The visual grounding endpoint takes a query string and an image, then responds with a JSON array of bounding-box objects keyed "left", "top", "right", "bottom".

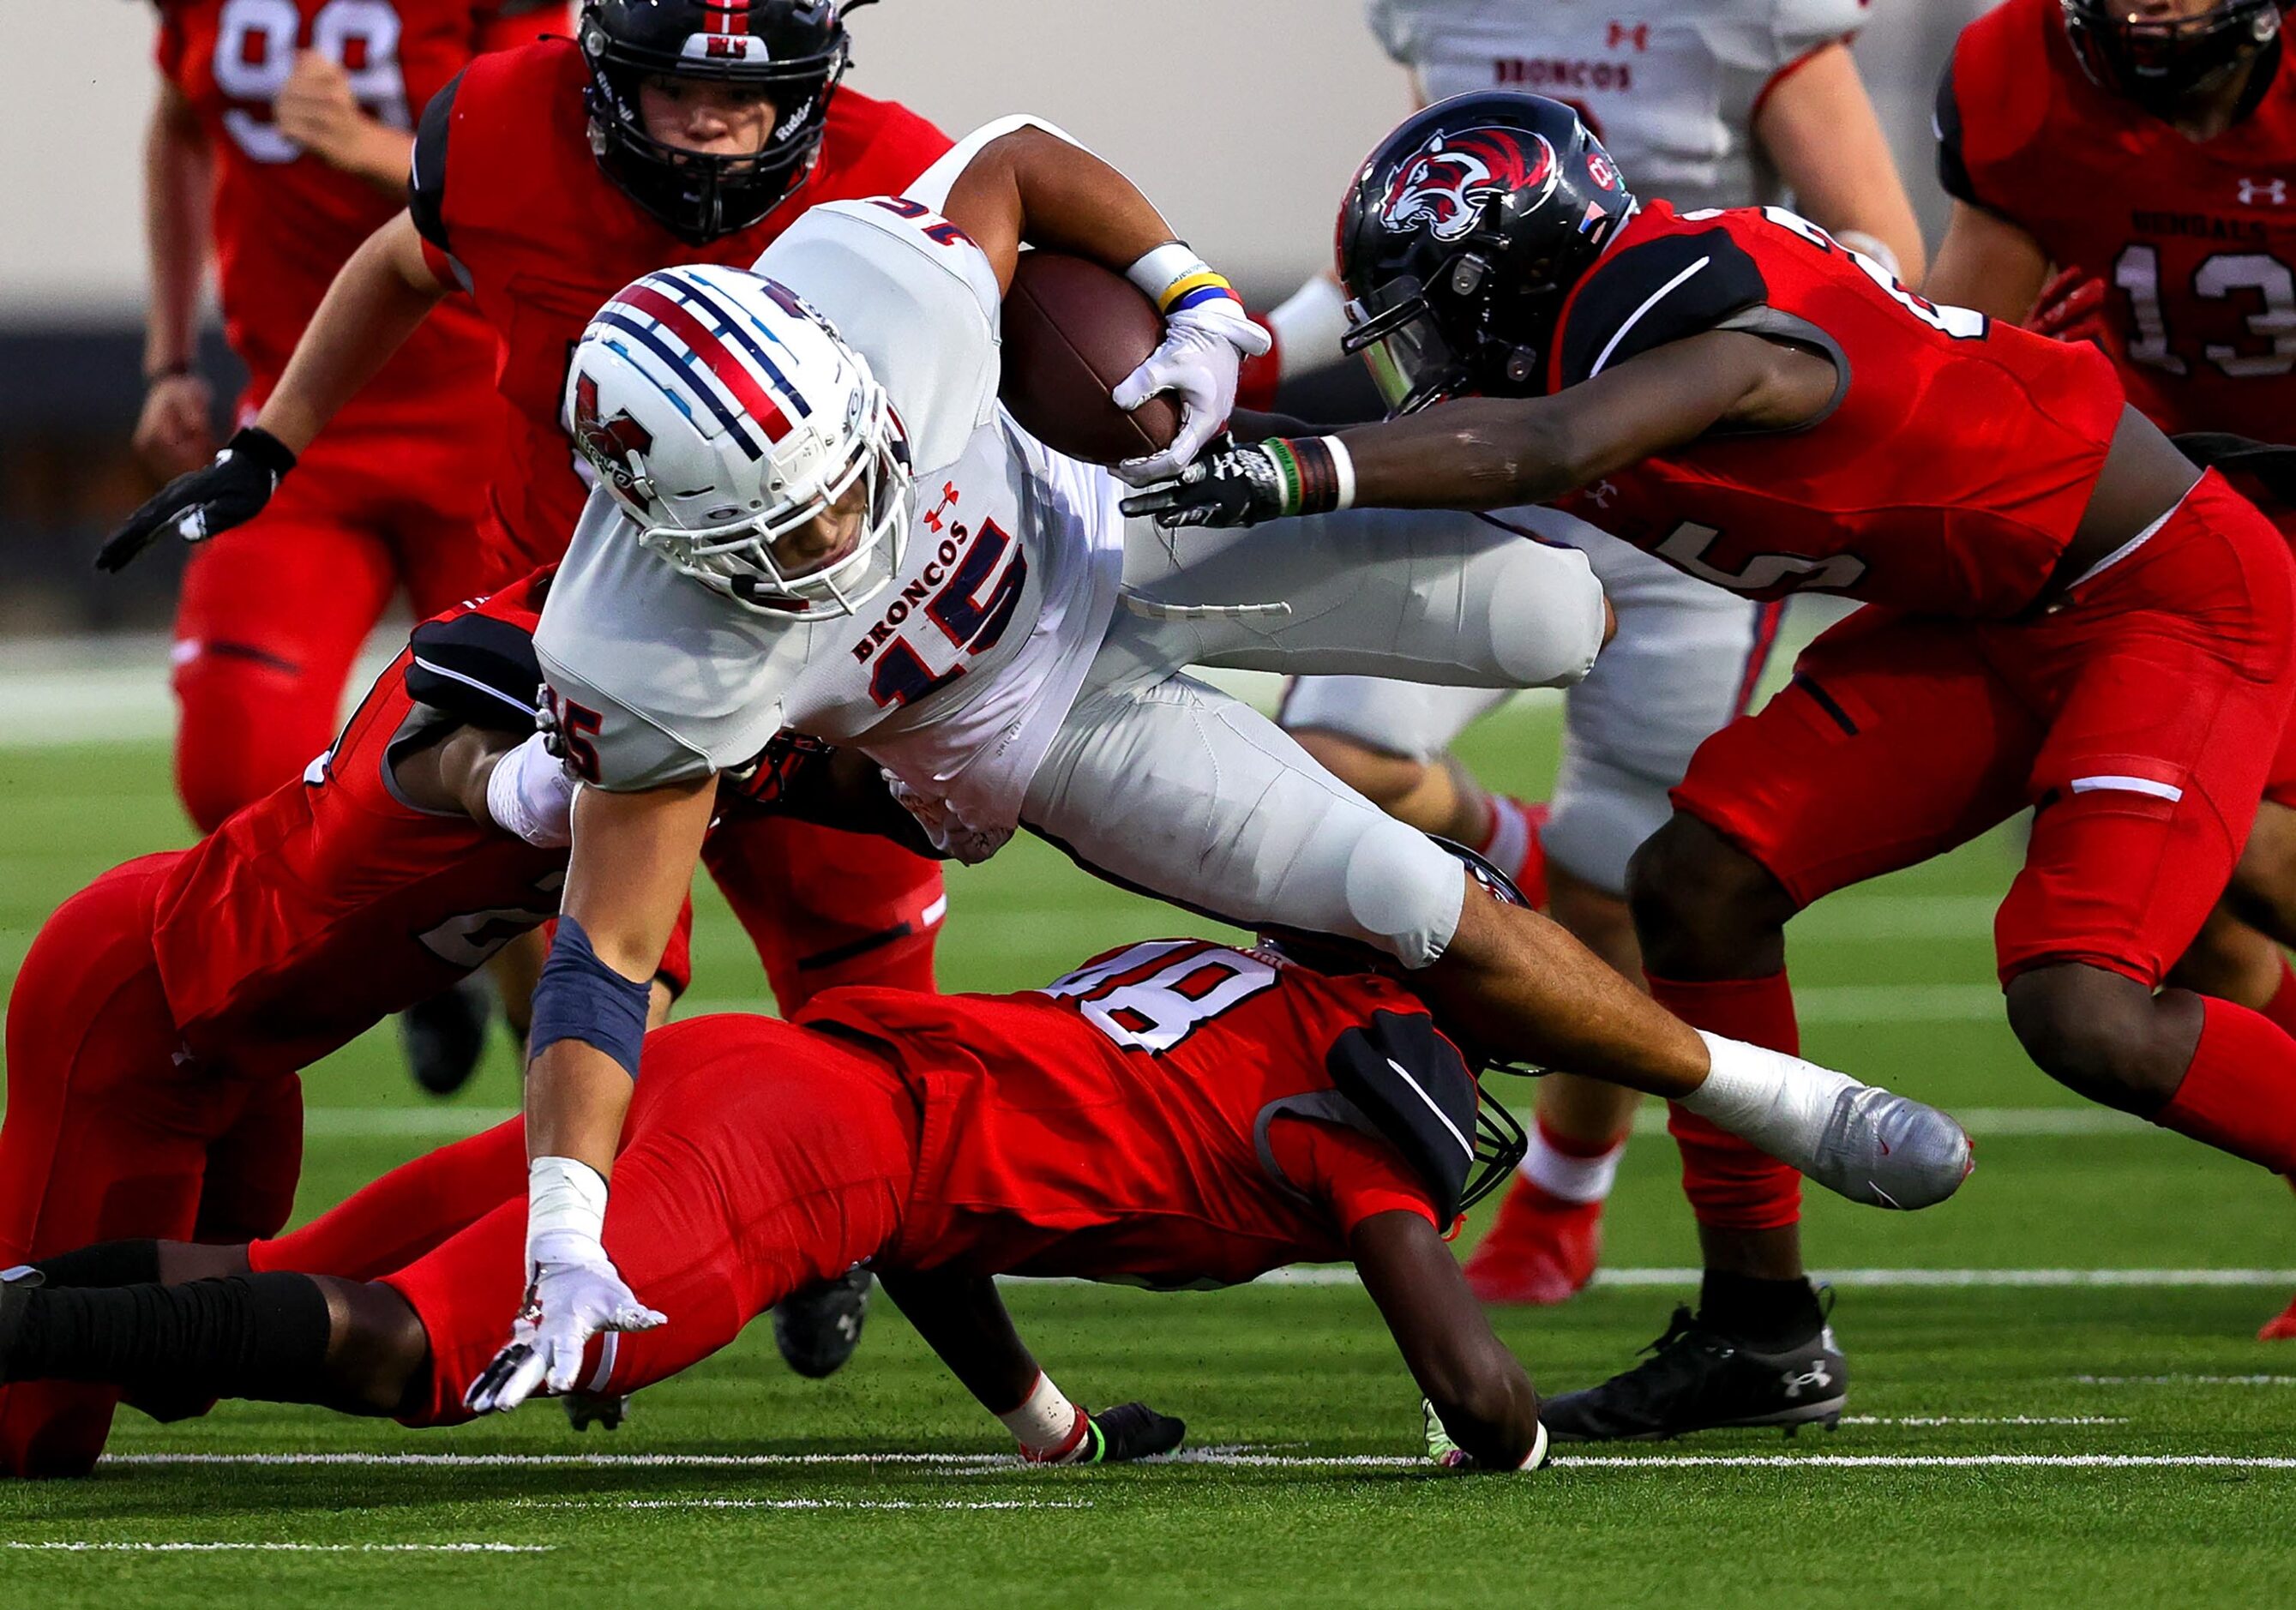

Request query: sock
[
  {"left": 32, "top": 1240, "right": 161, "bottom": 1289},
  {"left": 1698, "top": 1270, "right": 1824, "bottom": 1350},
  {"left": 2261, "top": 958, "right": 2296, "bottom": 1042},
  {"left": 1649, "top": 973, "right": 1806, "bottom": 1232},
  {"left": 1519, "top": 1118, "right": 1626, "bottom": 1204},
  {"left": 5, "top": 1274, "right": 332, "bottom": 1405},
  {"left": 251, "top": 1118, "right": 527, "bottom": 1281},
  {"left": 2155, "top": 996, "right": 2296, "bottom": 1172}
]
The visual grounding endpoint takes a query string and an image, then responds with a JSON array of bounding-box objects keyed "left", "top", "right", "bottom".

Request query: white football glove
[
  {"left": 464, "top": 1231, "right": 664, "bottom": 1415},
  {"left": 1112, "top": 303, "right": 1272, "bottom": 489}
]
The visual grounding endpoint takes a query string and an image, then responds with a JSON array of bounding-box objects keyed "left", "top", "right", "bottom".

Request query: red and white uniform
[
  {"left": 1548, "top": 198, "right": 2296, "bottom": 982},
  {"left": 1939, "top": 0, "right": 2296, "bottom": 441},
  {"left": 0, "top": 574, "right": 682, "bottom": 1476},
  {"left": 153, "top": 0, "right": 556, "bottom": 830},
  {"left": 250, "top": 942, "right": 1452, "bottom": 1425},
  {"left": 406, "top": 37, "right": 953, "bottom": 1003}
]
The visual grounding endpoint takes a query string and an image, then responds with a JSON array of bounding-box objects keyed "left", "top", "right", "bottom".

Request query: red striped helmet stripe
[{"left": 612, "top": 282, "right": 794, "bottom": 444}]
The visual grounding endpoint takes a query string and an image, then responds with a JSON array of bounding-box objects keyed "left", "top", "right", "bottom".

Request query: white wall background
[{"left": 0, "top": 0, "right": 1987, "bottom": 325}]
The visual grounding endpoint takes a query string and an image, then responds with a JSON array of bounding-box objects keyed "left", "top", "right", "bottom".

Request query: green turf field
[{"left": 4, "top": 708, "right": 2296, "bottom": 1608}]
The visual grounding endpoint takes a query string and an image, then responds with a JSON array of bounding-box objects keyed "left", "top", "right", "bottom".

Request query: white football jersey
[
  {"left": 1367, "top": 0, "right": 1866, "bottom": 213},
  {"left": 534, "top": 194, "right": 1126, "bottom": 838}
]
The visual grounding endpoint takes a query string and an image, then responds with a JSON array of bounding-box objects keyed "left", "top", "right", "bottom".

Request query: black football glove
[
  {"left": 1074, "top": 1402, "right": 1187, "bottom": 1464},
  {"left": 97, "top": 425, "right": 297, "bottom": 573},
  {"left": 1119, "top": 441, "right": 1288, "bottom": 529}
]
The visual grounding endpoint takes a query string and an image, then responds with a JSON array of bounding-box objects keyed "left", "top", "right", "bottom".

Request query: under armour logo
[
  {"left": 1607, "top": 20, "right": 1649, "bottom": 50},
  {"left": 2239, "top": 177, "right": 2288, "bottom": 206},
  {"left": 921, "top": 480, "right": 961, "bottom": 532},
  {"left": 1585, "top": 480, "right": 1619, "bottom": 508},
  {"left": 1781, "top": 1362, "right": 1834, "bottom": 1399}
]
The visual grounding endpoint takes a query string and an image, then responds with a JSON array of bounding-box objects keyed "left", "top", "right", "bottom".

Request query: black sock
[
  {"left": 32, "top": 1240, "right": 162, "bottom": 1289},
  {"left": 3, "top": 1274, "right": 332, "bottom": 1404},
  {"left": 1698, "top": 1271, "right": 1823, "bottom": 1350}
]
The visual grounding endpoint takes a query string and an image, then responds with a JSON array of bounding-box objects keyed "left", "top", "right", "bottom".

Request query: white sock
[
  {"left": 1675, "top": 1030, "right": 1857, "bottom": 1174},
  {"left": 1479, "top": 796, "right": 1533, "bottom": 881},
  {"left": 1519, "top": 1124, "right": 1624, "bottom": 1204}
]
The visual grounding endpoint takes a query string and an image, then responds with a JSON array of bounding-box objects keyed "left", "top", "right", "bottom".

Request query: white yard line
[
  {"left": 3, "top": 1541, "right": 550, "bottom": 1553},
  {"left": 1837, "top": 1416, "right": 2126, "bottom": 1427},
  {"left": 2076, "top": 1374, "right": 2296, "bottom": 1386},
  {"left": 1252, "top": 1266, "right": 2296, "bottom": 1290},
  {"left": 93, "top": 1451, "right": 2296, "bottom": 1474},
  {"left": 527, "top": 1498, "right": 1089, "bottom": 1511}
]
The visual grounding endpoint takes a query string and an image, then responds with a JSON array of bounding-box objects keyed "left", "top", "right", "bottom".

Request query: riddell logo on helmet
[
  {"left": 1378, "top": 129, "right": 1559, "bottom": 243},
  {"left": 572, "top": 375, "right": 657, "bottom": 509}
]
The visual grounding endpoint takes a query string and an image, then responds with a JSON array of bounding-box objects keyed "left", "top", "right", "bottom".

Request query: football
[{"left": 997, "top": 250, "right": 1180, "bottom": 466}]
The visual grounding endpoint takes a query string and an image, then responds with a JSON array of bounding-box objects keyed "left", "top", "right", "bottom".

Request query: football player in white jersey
[
  {"left": 1253, "top": 0, "right": 1926, "bottom": 1308},
  {"left": 474, "top": 116, "right": 1971, "bottom": 1408}
]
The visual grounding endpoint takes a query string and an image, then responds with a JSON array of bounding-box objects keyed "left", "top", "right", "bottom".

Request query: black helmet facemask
[{"left": 2062, "top": 0, "right": 2282, "bottom": 114}]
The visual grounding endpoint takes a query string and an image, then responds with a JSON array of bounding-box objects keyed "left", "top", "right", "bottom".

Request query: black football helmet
[
  {"left": 1335, "top": 92, "right": 1638, "bottom": 413},
  {"left": 579, "top": 0, "right": 858, "bottom": 242},
  {"left": 1259, "top": 837, "right": 1535, "bottom": 1214},
  {"left": 2062, "top": 0, "right": 2281, "bottom": 111}
]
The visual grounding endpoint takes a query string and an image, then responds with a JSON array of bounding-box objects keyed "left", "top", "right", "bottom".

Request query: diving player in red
[
  {"left": 0, "top": 892, "right": 1549, "bottom": 1475},
  {"left": 1128, "top": 90, "right": 2296, "bottom": 1437},
  {"left": 1922, "top": 0, "right": 2296, "bottom": 1342},
  {"left": 0, "top": 570, "right": 694, "bottom": 1478},
  {"left": 140, "top": 1, "right": 562, "bottom": 833},
  {"left": 107, "top": 0, "right": 953, "bottom": 1028}
]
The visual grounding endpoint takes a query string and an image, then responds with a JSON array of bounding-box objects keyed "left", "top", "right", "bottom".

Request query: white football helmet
[{"left": 563, "top": 263, "right": 912, "bottom": 617}]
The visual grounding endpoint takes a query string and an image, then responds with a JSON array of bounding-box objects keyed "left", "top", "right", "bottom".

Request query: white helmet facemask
[{"left": 568, "top": 264, "right": 916, "bottom": 621}]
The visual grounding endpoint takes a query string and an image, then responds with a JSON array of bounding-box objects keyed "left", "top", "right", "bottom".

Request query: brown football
[{"left": 998, "top": 250, "right": 1181, "bottom": 466}]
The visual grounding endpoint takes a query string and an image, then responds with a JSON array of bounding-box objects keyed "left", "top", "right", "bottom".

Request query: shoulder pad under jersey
[
  {"left": 405, "top": 608, "right": 544, "bottom": 736},
  {"left": 408, "top": 68, "right": 463, "bottom": 255},
  {"left": 1324, "top": 1008, "right": 1481, "bottom": 1224},
  {"left": 1557, "top": 223, "right": 1770, "bottom": 389}
]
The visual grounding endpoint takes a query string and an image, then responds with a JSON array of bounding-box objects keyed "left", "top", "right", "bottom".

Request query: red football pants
[
  {"left": 1664, "top": 472, "right": 2296, "bottom": 1228},
  {"left": 0, "top": 854, "right": 301, "bottom": 1475},
  {"left": 171, "top": 429, "right": 496, "bottom": 832},
  {"left": 378, "top": 1016, "right": 917, "bottom": 1425},
  {"left": 700, "top": 814, "right": 945, "bottom": 1009}
]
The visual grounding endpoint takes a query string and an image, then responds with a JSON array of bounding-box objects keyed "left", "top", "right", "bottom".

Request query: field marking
[
  {"left": 1838, "top": 1415, "right": 2125, "bottom": 1427},
  {"left": 527, "top": 1498, "right": 1089, "bottom": 1511},
  {"left": 3, "top": 1541, "right": 550, "bottom": 1553},
  {"left": 93, "top": 1451, "right": 2296, "bottom": 1474},
  {"left": 2076, "top": 1374, "right": 2296, "bottom": 1386},
  {"left": 1253, "top": 1266, "right": 2296, "bottom": 1290},
  {"left": 290, "top": 1102, "right": 2149, "bottom": 1143}
]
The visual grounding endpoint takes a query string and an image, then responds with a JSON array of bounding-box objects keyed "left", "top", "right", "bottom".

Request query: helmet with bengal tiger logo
[{"left": 1337, "top": 93, "right": 1636, "bottom": 412}]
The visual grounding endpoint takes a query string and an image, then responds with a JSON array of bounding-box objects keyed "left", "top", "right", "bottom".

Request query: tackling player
[
  {"left": 0, "top": 864, "right": 1628, "bottom": 1475},
  {"left": 1265, "top": 0, "right": 1930, "bottom": 1308},
  {"left": 108, "top": 1, "right": 954, "bottom": 1118},
  {"left": 1128, "top": 90, "right": 2296, "bottom": 1438},
  {"left": 1920, "top": 0, "right": 2296, "bottom": 1342},
  {"left": 454, "top": 111, "right": 1969, "bottom": 1392},
  {"left": 0, "top": 570, "right": 690, "bottom": 1478}
]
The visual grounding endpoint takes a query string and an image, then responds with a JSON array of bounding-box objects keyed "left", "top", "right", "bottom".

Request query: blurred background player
[
  {"left": 111, "top": 0, "right": 954, "bottom": 1108},
  {"left": 1250, "top": 0, "right": 1927, "bottom": 1305},
  {"left": 140, "top": 0, "right": 564, "bottom": 1091},
  {"left": 1926, "top": 0, "right": 2296, "bottom": 1341}
]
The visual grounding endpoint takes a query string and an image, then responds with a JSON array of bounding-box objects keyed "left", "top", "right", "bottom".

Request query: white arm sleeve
[{"left": 905, "top": 114, "right": 1099, "bottom": 213}]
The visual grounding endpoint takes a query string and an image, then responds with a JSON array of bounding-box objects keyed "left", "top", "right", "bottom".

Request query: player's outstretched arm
[
  {"left": 466, "top": 778, "right": 714, "bottom": 1415},
  {"left": 1754, "top": 43, "right": 1927, "bottom": 288},
  {"left": 880, "top": 1270, "right": 1185, "bottom": 1464},
  {"left": 1351, "top": 1211, "right": 1545, "bottom": 1472},
  {"left": 1923, "top": 201, "right": 2053, "bottom": 324},
  {"left": 1121, "top": 328, "right": 1832, "bottom": 528}
]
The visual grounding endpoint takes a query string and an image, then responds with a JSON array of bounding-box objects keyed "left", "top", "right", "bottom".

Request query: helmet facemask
[
  {"left": 636, "top": 379, "right": 915, "bottom": 620},
  {"left": 2062, "top": 0, "right": 2282, "bottom": 112}
]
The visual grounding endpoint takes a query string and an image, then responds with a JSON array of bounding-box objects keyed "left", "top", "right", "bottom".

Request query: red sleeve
[
  {"left": 1938, "top": 0, "right": 2054, "bottom": 219},
  {"left": 474, "top": 1, "right": 569, "bottom": 55},
  {"left": 1265, "top": 1114, "right": 1438, "bottom": 1235},
  {"left": 833, "top": 93, "right": 954, "bottom": 194}
]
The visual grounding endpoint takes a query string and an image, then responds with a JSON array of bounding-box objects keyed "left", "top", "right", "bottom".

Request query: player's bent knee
[
  {"left": 1343, "top": 818, "right": 1470, "bottom": 971},
  {"left": 318, "top": 1278, "right": 433, "bottom": 1417},
  {"left": 2004, "top": 964, "right": 2192, "bottom": 1114},
  {"left": 1625, "top": 814, "right": 1792, "bottom": 958},
  {"left": 1487, "top": 542, "right": 1608, "bottom": 689}
]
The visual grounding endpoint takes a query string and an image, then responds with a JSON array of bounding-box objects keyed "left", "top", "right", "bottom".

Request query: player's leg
[
  {"left": 1472, "top": 541, "right": 1783, "bottom": 1303},
  {"left": 247, "top": 1116, "right": 531, "bottom": 1283},
  {"left": 700, "top": 814, "right": 946, "bottom": 1008},
  {"left": 1536, "top": 610, "right": 2041, "bottom": 1442},
  {"left": 168, "top": 475, "right": 397, "bottom": 832},
  {"left": 0, "top": 856, "right": 233, "bottom": 1475}
]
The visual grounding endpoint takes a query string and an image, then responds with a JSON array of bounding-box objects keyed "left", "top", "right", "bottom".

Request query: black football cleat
[
  {"left": 772, "top": 1268, "right": 874, "bottom": 1379},
  {"left": 0, "top": 1267, "right": 41, "bottom": 1381},
  {"left": 399, "top": 974, "right": 495, "bottom": 1097},
  {"left": 565, "top": 1391, "right": 630, "bottom": 1433},
  {"left": 1541, "top": 1301, "right": 1847, "bottom": 1442}
]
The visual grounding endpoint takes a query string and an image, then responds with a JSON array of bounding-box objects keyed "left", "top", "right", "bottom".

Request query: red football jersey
[
  {"left": 153, "top": 0, "right": 556, "bottom": 430},
  {"left": 1940, "top": 0, "right": 2296, "bottom": 439},
  {"left": 147, "top": 572, "right": 568, "bottom": 1079},
  {"left": 410, "top": 39, "right": 953, "bottom": 565},
  {"left": 1548, "top": 200, "right": 2128, "bottom": 618},
  {"left": 796, "top": 940, "right": 1447, "bottom": 1289}
]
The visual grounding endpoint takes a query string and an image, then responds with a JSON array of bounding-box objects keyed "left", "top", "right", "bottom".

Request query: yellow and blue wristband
[{"left": 1127, "top": 241, "right": 1244, "bottom": 318}]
